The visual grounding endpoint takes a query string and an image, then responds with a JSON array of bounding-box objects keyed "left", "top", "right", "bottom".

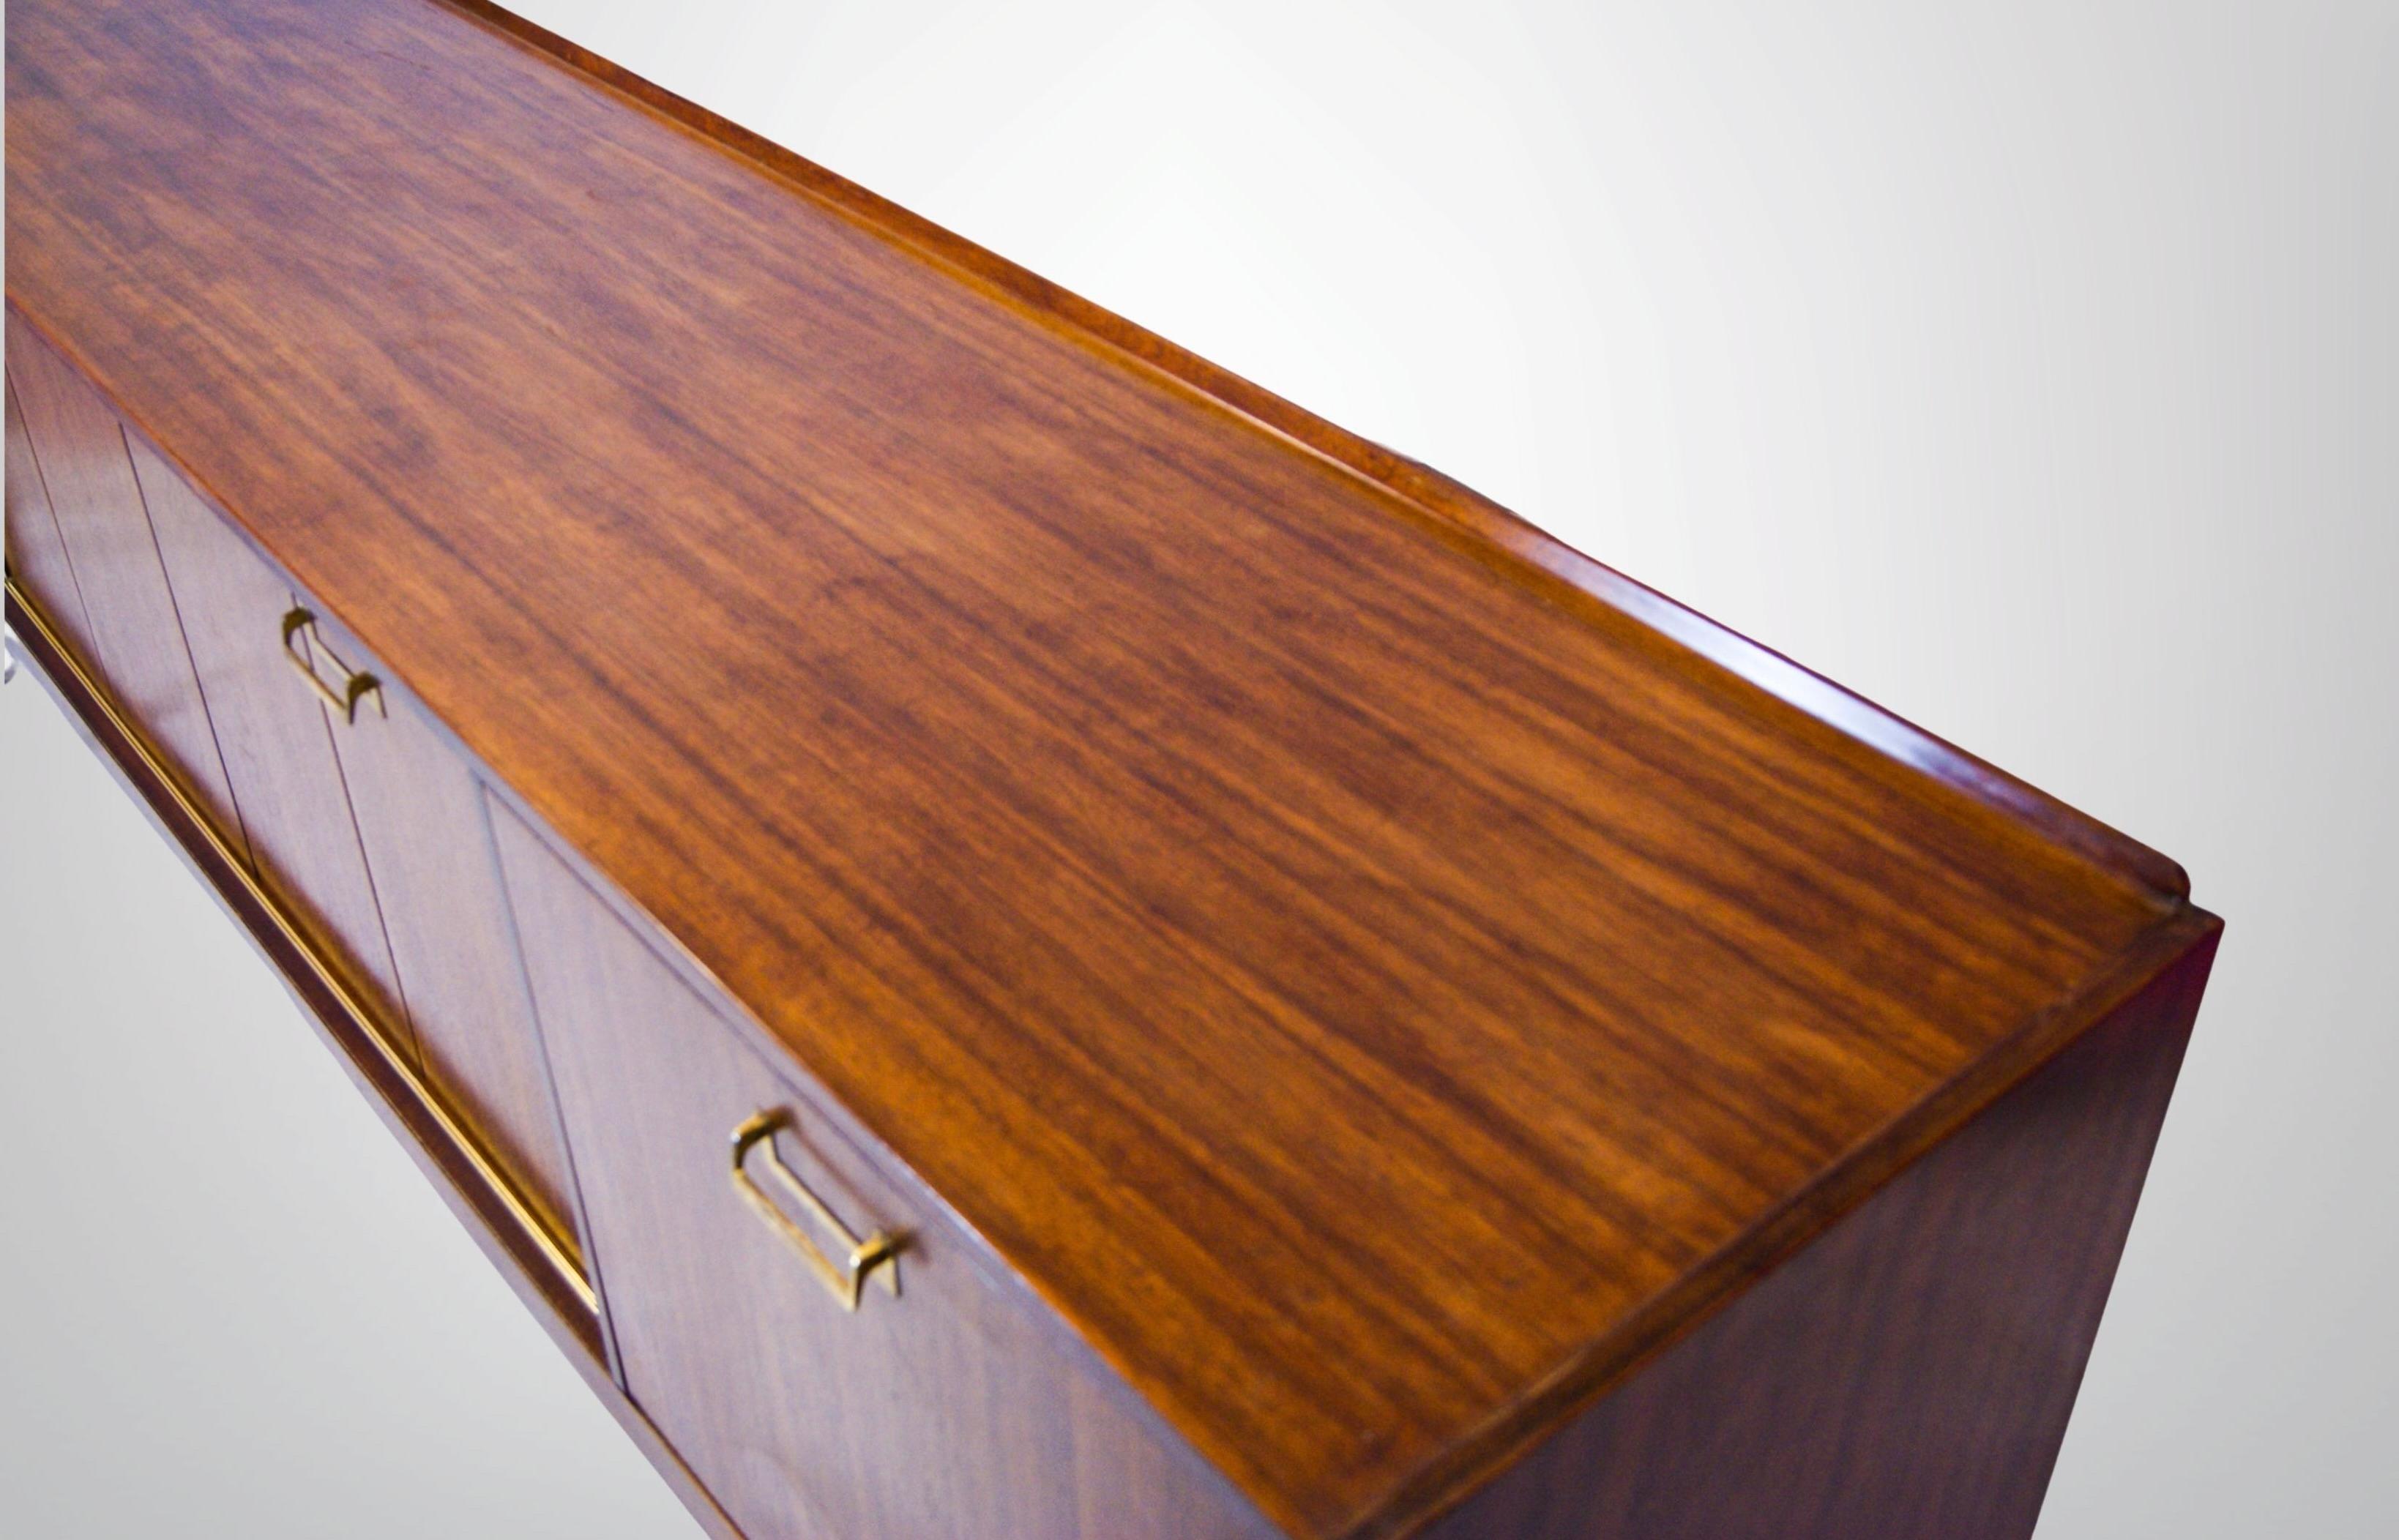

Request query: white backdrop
[{"left": 5, "top": 2, "right": 2392, "bottom": 1534}]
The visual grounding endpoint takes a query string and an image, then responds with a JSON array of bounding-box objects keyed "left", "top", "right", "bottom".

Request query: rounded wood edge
[{"left": 1335, "top": 902, "right": 2223, "bottom": 1540}]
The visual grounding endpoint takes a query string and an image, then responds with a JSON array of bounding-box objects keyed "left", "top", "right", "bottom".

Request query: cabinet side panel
[
  {"left": 5, "top": 373, "right": 98, "bottom": 661},
  {"left": 6, "top": 312, "right": 246, "bottom": 853},
  {"left": 1422, "top": 929, "right": 2217, "bottom": 1540},
  {"left": 490, "top": 802, "right": 1280, "bottom": 1540}
]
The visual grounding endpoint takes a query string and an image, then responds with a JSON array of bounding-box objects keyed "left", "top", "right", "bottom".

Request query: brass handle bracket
[
  {"left": 731, "top": 1110, "right": 900, "bottom": 1312},
  {"left": 280, "top": 605, "right": 384, "bottom": 724}
]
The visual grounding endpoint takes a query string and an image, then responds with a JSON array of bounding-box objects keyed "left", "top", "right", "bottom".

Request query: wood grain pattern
[
  {"left": 439, "top": 0, "right": 2190, "bottom": 911},
  {"left": 5, "top": 3, "right": 2217, "bottom": 1533},
  {"left": 307, "top": 599, "right": 584, "bottom": 1249},
  {"left": 130, "top": 428, "right": 415, "bottom": 1055},
  {"left": 493, "top": 800, "right": 1279, "bottom": 1540},
  {"left": 5, "top": 310, "right": 246, "bottom": 856},
  {"left": 1419, "top": 924, "right": 2216, "bottom": 1539},
  {"left": 5, "top": 373, "right": 97, "bottom": 666}
]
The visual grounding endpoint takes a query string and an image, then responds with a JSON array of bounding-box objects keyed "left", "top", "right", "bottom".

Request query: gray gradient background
[{"left": 4, "top": 1, "right": 2392, "bottom": 1534}]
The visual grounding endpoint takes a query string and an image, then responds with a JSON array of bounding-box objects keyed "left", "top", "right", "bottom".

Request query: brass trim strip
[{"left": 6, "top": 574, "right": 596, "bottom": 1312}]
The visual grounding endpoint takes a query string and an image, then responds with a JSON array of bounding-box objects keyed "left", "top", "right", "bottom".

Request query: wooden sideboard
[{"left": 4, "top": 2, "right": 2219, "bottom": 1537}]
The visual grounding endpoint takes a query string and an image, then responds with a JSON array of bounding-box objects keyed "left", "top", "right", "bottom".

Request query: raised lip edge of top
[{"left": 430, "top": 0, "right": 2191, "bottom": 914}]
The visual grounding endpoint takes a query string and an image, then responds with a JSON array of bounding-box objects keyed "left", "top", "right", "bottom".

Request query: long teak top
[{"left": 6, "top": 2, "right": 2214, "bottom": 1536}]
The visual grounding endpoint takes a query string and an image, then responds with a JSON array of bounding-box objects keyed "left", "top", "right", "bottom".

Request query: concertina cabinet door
[{"left": 7, "top": 310, "right": 589, "bottom": 1305}]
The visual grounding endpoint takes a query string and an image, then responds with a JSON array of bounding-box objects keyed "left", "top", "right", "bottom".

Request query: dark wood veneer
[
  {"left": 6, "top": 311, "right": 247, "bottom": 856},
  {"left": 495, "top": 801, "right": 1284, "bottom": 1540},
  {"left": 6, "top": 3, "right": 2220, "bottom": 1536},
  {"left": 130, "top": 423, "right": 418, "bottom": 1059},
  {"left": 5, "top": 374, "right": 98, "bottom": 670},
  {"left": 8, "top": 578, "right": 731, "bottom": 1535},
  {"left": 310, "top": 599, "right": 586, "bottom": 1250},
  {"left": 2, "top": 578, "right": 600, "bottom": 1362}
]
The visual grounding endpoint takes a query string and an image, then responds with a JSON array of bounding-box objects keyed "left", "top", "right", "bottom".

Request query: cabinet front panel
[
  {"left": 308, "top": 604, "right": 584, "bottom": 1255},
  {"left": 490, "top": 802, "right": 1275, "bottom": 1540},
  {"left": 128, "top": 433, "right": 414, "bottom": 1055},
  {"left": 5, "top": 374, "right": 97, "bottom": 665},
  {"left": 5, "top": 313, "right": 245, "bottom": 852}
]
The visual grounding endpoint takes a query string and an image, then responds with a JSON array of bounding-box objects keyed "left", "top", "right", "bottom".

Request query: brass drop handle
[
  {"left": 731, "top": 1110, "right": 900, "bottom": 1312},
  {"left": 280, "top": 606, "right": 384, "bottom": 724}
]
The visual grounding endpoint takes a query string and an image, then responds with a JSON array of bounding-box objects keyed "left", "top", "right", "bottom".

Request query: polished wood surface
[
  {"left": 6, "top": 312, "right": 246, "bottom": 856},
  {"left": 1420, "top": 928, "right": 2215, "bottom": 1539},
  {"left": 310, "top": 601, "right": 584, "bottom": 1249},
  {"left": 496, "top": 803, "right": 1280, "bottom": 1540},
  {"left": 131, "top": 428, "right": 416, "bottom": 1052},
  {"left": 6, "top": 2, "right": 2217, "bottom": 1534}
]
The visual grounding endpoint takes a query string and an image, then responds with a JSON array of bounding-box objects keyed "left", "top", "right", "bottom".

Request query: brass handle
[
  {"left": 280, "top": 606, "right": 384, "bottom": 724},
  {"left": 731, "top": 1110, "right": 900, "bottom": 1312}
]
